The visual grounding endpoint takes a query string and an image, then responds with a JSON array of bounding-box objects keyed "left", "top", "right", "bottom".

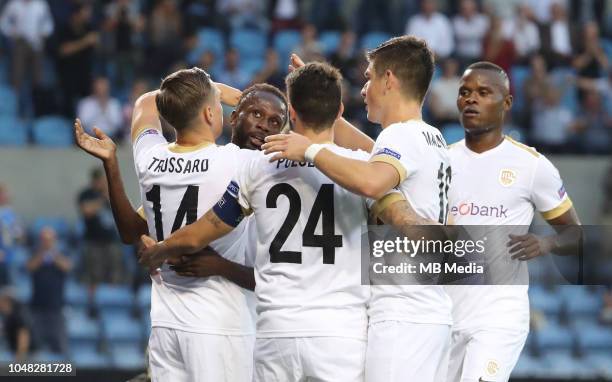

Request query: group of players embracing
[{"left": 75, "top": 35, "right": 580, "bottom": 382}]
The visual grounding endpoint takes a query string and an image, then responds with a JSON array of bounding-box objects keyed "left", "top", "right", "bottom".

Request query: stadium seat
[
  {"left": 543, "top": 350, "right": 599, "bottom": 379},
  {"left": 71, "top": 347, "right": 110, "bottom": 368},
  {"left": 187, "top": 28, "right": 225, "bottom": 65},
  {"left": 441, "top": 123, "right": 464, "bottom": 145},
  {"left": 511, "top": 353, "right": 549, "bottom": 378},
  {"left": 0, "top": 85, "right": 18, "bottom": 116},
  {"left": 31, "top": 116, "right": 73, "bottom": 147},
  {"left": 94, "top": 284, "right": 134, "bottom": 312},
  {"left": 319, "top": 31, "right": 341, "bottom": 55},
  {"left": 0, "top": 349, "right": 13, "bottom": 363},
  {"left": 529, "top": 285, "right": 563, "bottom": 316},
  {"left": 101, "top": 313, "right": 142, "bottom": 344},
  {"left": 550, "top": 68, "right": 578, "bottom": 113},
  {"left": 65, "top": 280, "right": 89, "bottom": 307},
  {"left": 576, "top": 323, "right": 612, "bottom": 352},
  {"left": 273, "top": 30, "right": 302, "bottom": 67},
  {"left": 137, "top": 284, "right": 151, "bottom": 309},
  {"left": 231, "top": 29, "right": 266, "bottom": 60},
  {"left": 31, "top": 216, "right": 71, "bottom": 241},
  {"left": 510, "top": 66, "right": 530, "bottom": 116},
  {"left": 563, "top": 288, "right": 603, "bottom": 318},
  {"left": 109, "top": 343, "right": 145, "bottom": 369},
  {"left": 14, "top": 276, "right": 31, "bottom": 303},
  {"left": 360, "top": 32, "right": 391, "bottom": 51},
  {"left": 0, "top": 115, "right": 28, "bottom": 146},
  {"left": 67, "top": 311, "right": 100, "bottom": 346},
  {"left": 584, "top": 351, "right": 612, "bottom": 379},
  {"left": 602, "top": 38, "right": 612, "bottom": 61},
  {"left": 505, "top": 126, "right": 526, "bottom": 143},
  {"left": 533, "top": 322, "right": 575, "bottom": 351}
]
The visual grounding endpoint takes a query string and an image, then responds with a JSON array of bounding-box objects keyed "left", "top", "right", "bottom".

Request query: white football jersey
[
  {"left": 230, "top": 144, "right": 371, "bottom": 339},
  {"left": 367, "top": 120, "right": 453, "bottom": 326},
  {"left": 445, "top": 137, "right": 573, "bottom": 331},
  {"left": 133, "top": 127, "right": 255, "bottom": 335}
]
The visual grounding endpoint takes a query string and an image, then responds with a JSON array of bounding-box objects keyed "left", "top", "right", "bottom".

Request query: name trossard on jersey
[
  {"left": 228, "top": 145, "right": 371, "bottom": 339},
  {"left": 133, "top": 128, "right": 254, "bottom": 336},
  {"left": 367, "top": 120, "right": 453, "bottom": 326},
  {"left": 445, "top": 137, "right": 573, "bottom": 331}
]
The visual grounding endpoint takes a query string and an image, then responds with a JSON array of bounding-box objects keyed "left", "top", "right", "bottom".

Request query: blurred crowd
[{"left": 0, "top": 0, "right": 610, "bottom": 153}]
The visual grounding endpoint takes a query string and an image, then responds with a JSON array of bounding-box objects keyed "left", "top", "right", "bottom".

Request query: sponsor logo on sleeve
[
  {"left": 227, "top": 181, "right": 240, "bottom": 198},
  {"left": 375, "top": 148, "right": 401, "bottom": 160},
  {"left": 558, "top": 184, "right": 566, "bottom": 199},
  {"left": 135, "top": 128, "right": 160, "bottom": 144}
]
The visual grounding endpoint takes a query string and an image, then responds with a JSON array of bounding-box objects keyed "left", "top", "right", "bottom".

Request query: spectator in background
[
  {"left": 406, "top": 0, "right": 454, "bottom": 59},
  {"left": 103, "top": 0, "right": 145, "bottom": 88},
  {"left": 251, "top": 49, "right": 285, "bottom": 90},
  {"left": 329, "top": 30, "right": 357, "bottom": 77},
  {"left": 524, "top": 54, "right": 553, "bottom": 126},
  {"left": 26, "top": 227, "right": 71, "bottom": 355},
  {"left": 483, "top": 14, "right": 516, "bottom": 75},
  {"left": 573, "top": 21, "right": 609, "bottom": 99},
  {"left": 217, "top": 0, "right": 267, "bottom": 30},
  {"left": 56, "top": 3, "right": 98, "bottom": 117},
  {"left": 77, "top": 77, "right": 123, "bottom": 141},
  {"left": 503, "top": 4, "right": 541, "bottom": 64},
  {"left": 0, "top": 287, "right": 34, "bottom": 360},
  {"left": 216, "top": 48, "right": 251, "bottom": 90},
  {"left": 268, "top": 0, "right": 302, "bottom": 34},
  {"left": 524, "top": 0, "right": 559, "bottom": 24},
  {"left": 530, "top": 84, "right": 575, "bottom": 153},
  {"left": 482, "top": 0, "right": 522, "bottom": 19},
  {"left": 77, "top": 168, "right": 125, "bottom": 318},
  {"left": 428, "top": 58, "right": 461, "bottom": 126},
  {"left": 0, "top": 0, "right": 54, "bottom": 112},
  {"left": 0, "top": 183, "right": 24, "bottom": 286},
  {"left": 572, "top": 89, "right": 611, "bottom": 154},
  {"left": 147, "top": 0, "right": 183, "bottom": 79},
  {"left": 196, "top": 50, "right": 217, "bottom": 75},
  {"left": 542, "top": 1, "right": 574, "bottom": 68},
  {"left": 294, "top": 23, "right": 324, "bottom": 63},
  {"left": 452, "top": 0, "right": 489, "bottom": 66}
]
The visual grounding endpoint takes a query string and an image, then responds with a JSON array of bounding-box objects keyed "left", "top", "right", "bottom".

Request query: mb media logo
[{"left": 450, "top": 203, "right": 509, "bottom": 218}]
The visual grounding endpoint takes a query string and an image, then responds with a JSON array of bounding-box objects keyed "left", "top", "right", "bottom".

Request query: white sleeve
[
  {"left": 132, "top": 127, "right": 166, "bottom": 170},
  {"left": 369, "top": 127, "right": 420, "bottom": 183},
  {"left": 231, "top": 149, "right": 260, "bottom": 213},
  {"left": 531, "top": 155, "right": 573, "bottom": 220}
]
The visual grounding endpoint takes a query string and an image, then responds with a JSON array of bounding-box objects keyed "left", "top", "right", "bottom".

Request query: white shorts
[
  {"left": 149, "top": 327, "right": 254, "bottom": 382},
  {"left": 365, "top": 321, "right": 451, "bottom": 382},
  {"left": 254, "top": 337, "right": 366, "bottom": 382},
  {"left": 446, "top": 326, "right": 528, "bottom": 382}
]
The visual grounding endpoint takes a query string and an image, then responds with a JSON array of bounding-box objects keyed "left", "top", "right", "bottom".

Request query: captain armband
[{"left": 212, "top": 181, "right": 246, "bottom": 227}]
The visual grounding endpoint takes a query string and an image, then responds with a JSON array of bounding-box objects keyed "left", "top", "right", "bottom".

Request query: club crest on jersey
[
  {"left": 485, "top": 359, "right": 500, "bottom": 377},
  {"left": 498, "top": 169, "right": 517, "bottom": 187},
  {"left": 375, "top": 148, "right": 401, "bottom": 160}
]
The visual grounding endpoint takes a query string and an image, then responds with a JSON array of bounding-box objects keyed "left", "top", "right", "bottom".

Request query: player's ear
[
  {"left": 203, "top": 104, "right": 214, "bottom": 125},
  {"left": 229, "top": 110, "right": 237, "bottom": 125},
  {"left": 288, "top": 103, "right": 298, "bottom": 123},
  {"left": 504, "top": 94, "right": 513, "bottom": 112},
  {"left": 384, "top": 69, "right": 394, "bottom": 91},
  {"left": 336, "top": 102, "right": 344, "bottom": 120}
]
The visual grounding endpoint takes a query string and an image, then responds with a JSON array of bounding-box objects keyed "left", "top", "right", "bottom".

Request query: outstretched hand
[
  {"left": 262, "top": 131, "right": 313, "bottom": 162},
  {"left": 507, "top": 233, "right": 554, "bottom": 261},
  {"left": 74, "top": 118, "right": 117, "bottom": 162}
]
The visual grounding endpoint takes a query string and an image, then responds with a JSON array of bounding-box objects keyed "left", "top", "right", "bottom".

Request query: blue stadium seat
[
  {"left": 360, "top": 32, "right": 391, "bottom": 51},
  {"left": 142, "top": 311, "right": 151, "bottom": 339},
  {"left": 505, "top": 126, "right": 526, "bottom": 143},
  {"left": 602, "top": 38, "right": 612, "bottom": 60},
  {"left": 101, "top": 313, "right": 142, "bottom": 344},
  {"left": 319, "top": 31, "right": 341, "bottom": 55},
  {"left": 71, "top": 347, "right": 110, "bottom": 368},
  {"left": 14, "top": 276, "right": 31, "bottom": 303},
  {"left": 563, "top": 288, "right": 603, "bottom": 318},
  {"left": 32, "top": 350, "right": 66, "bottom": 362},
  {"left": 65, "top": 280, "right": 89, "bottom": 307},
  {"left": 273, "top": 30, "right": 302, "bottom": 67},
  {"left": 576, "top": 323, "right": 612, "bottom": 352},
  {"left": 529, "top": 285, "right": 563, "bottom": 316},
  {"left": 0, "top": 116, "right": 27, "bottom": 146},
  {"left": 137, "top": 284, "right": 151, "bottom": 309},
  {"left": 511, "top": 353, "right": 548, "bottom": 378},
  {"left": 94, "top": 284, "right": 134, "bottom": 311},
  {"left": 543, "top": 350, "right": 598, "bottom": 379},
  {"left": 550, "top": 68, "right": 578, "bottom": 113},
  {"left": 31, "top": 116, "right": 73, "bottom": 147},
  {"left": 0, "top": 349, "right": 13, "bottom": 362},
  {"left": 231, "top": 29, "right": 266, "bottom": 60},
  {"left": 533, "top": 322, "right": 575, "bottom": 351},
  {"left": 584, "top": 351, "right": 612, "bottom": 379},
  {"left": 441, "top": 123, "right": 464, "bottom": 145},
  {"left": 187, "top": 28, "right": 225, "bottom": 65},
  {"left": 510, "top": 66, "right": 530, "bottom": 115},
  {"left": 67, "top": 311, "right": 100, "bottom": 346},
  {"left": 109, "top": 343, "right": 145, "bottom": 369},
  {"left": 0, "top": 85, "right": 18, "bottom": 116}
]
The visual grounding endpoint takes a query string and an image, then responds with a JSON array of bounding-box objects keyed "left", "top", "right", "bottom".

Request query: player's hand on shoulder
[
  {"left": 507, "top": 233, "right": 554, "bottom": 261},
  {"left": 169, "top": 247, "right": 228, "bottom": 278},
  {"left": 262, "top": 131, "right": 312, "bottom": 162},
  {"left": 74, "top": 118, "right": 117, "bottom": 162}
]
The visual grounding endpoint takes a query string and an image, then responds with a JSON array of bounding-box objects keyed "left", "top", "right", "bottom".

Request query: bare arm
[
  {"left": 333, "top": 118, "right": 375, "bottom": 152},
  {"left": 214, "top": 82, "right": 242, "bottom": 107},
  {"left": 75, "top": 119, "right": 149, "bottom": 244},
  {"left": 131, "top": 91, "right": 162, "bottom": 142},
  {"left": 263, "top": 132, "right": 399, "bottom": 199},
  {"left": 171, "top": 250, "right": 255, "bottom": 291},
  {"left": 138, "top": 209, "right": 235, "bottom": 269},
  {"left": 15, "top": 328, "right": 30, "bottom": 360}
]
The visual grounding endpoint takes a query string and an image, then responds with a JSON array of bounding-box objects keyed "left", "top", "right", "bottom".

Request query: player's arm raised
[
  {"left": 214, "top": 82, "right": 242, "bottom": 107},
  {"left": 131, "top": 90, "right": 162, "bottom": 142},
  {"left": 74, "top": 119, "right": 148, "bottom": 244},
  {"left": 263, "top": 132, "right": 398, "bottom": 200}
]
